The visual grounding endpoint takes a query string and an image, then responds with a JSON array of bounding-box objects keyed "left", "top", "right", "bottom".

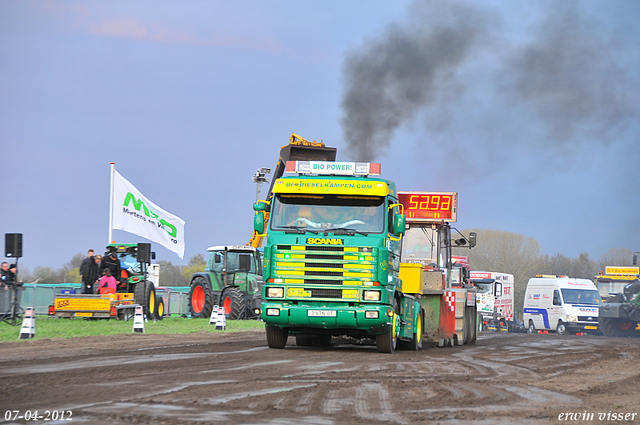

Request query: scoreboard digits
[{"left": 398, "top": 192, "right": 457, "bottom": 222}]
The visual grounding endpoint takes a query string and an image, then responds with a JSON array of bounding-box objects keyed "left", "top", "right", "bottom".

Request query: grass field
[{"left": 0, "top": 316, "right": 265, "bottom": 343}]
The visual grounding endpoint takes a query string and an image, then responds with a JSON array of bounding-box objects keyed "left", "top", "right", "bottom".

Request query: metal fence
[{"left": 0, "top": 283, "right": 191, "bottom": 317}]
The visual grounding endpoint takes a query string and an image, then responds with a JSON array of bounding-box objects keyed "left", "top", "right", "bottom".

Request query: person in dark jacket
[
  {"left": 80, "top": 249, "right": 96, "bottom": 294},
  {"left": 100, "top": 251, "right": 121, "bottom": 287}
]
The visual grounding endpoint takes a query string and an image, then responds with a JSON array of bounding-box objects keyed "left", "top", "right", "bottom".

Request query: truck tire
[
  {"left": 266, "top": 324, "right": 288, "bottom": 348},
  {"left": 221, "top": 287, "right": 247, "bottom": 320},
  {"left": 155, "top": 297, "right": 165, "bottom": 320},
  {"left": 189, "top": 277, "right": 213, "bottom": 318},
  {"left": 134, "top": 280, "right": 156, "bottom": 320},
  {"left": 399, "top": 310, "right": 423, "bottom": 351},
  {"left": 600, "top": 317, "right": 638, "bottom": 337},
  {"left": 376, "top": 298, "right": 399, "bottom": 353},
  {"left": 556, "top": 321, "right": 567, "bottom": 335}
]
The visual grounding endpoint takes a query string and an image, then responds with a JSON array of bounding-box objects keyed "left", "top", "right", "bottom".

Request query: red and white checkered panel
[{"left": 444, "top": 291, "right": 455, "bottom": 312}]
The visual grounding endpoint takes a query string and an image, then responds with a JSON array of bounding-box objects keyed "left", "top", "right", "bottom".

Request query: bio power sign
[{"left": 112, "top": 171, "right": 186, "bottom": 259}]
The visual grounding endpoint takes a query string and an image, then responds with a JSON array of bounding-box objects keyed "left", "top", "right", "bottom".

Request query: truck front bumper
[{"left": 261, "top": 302, "right": 392, "bottom": 335}]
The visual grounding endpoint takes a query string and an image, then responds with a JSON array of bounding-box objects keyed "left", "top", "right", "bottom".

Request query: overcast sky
[{"left": 1, "top": 1, "right": 639, "bottom": 272}]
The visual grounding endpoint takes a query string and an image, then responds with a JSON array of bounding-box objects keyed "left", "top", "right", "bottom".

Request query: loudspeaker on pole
[
  {"left": 5, "top": 233, "right": 23, "bottom": 258},
  {"left": 137, "top": 243, "right": 151, "bottom": 264}
]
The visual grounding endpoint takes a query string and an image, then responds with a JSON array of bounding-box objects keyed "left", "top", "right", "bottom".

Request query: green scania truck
[{"left": 254, "top": 160, "right": 424, "bottom": 353}]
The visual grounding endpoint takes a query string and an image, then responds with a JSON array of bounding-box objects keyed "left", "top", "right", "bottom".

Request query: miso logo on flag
[{"left": 112, "top": 170, "right": 185, "bottom": 259}]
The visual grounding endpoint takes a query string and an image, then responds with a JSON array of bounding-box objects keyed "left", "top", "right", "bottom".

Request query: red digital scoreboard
[{"left": 397, "top": 191, "right": 457, "bottom": 223}]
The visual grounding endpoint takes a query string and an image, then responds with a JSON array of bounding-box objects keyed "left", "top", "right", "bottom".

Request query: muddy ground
[{"left": 0, "top": 330, "right": 639, "bottom": 425}]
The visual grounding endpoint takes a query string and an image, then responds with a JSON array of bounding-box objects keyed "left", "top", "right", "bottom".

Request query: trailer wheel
[
  {"left": 406, "top": 310, "right": 423, "bottom": 350},
  {"left": 155, "top": 297, "right": 165, "bottom": 320},
  {"left": 600, "top": 317, "right": 638, "bottom": 337},
  {"left": 312, "top": 335, "right": 332, "bottom": 347},
  {"left": 376, "top": 298, "right": 399, "bottom": 353},
  {"left": 134, "top": 280, "right": 156, "bottom": 320},
  {"left": 556, "top": 321, "right": 567, "bottom": 335},
  {"left": 295, "top": 336, "right": 313, "bottom": 346},
  {"left": 189, "top": 277, "right": 214, "bottom": 318},
  {"left": 266, "top": 324, "right": 288, "bottom": 348},
  {"left": 527, "top": 320, "right": 536, "bottom": 334},
  {"left": 221, "top": 287, "right": 247, "bottom": 320}
]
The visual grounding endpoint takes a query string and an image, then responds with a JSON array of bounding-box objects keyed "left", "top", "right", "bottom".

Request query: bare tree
[
  {"left": 598, "top": 248, "right": 634, "bottom": 271},
  {"left": 454, "top": 228, "right": 543, "bottom": 317}
]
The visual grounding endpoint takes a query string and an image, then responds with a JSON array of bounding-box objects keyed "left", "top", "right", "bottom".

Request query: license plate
[
  {"left": 74, "top": 312, "right": 92, "bottom": 317},
  {"left": 585, "top": 325, "right": 597, "bottom": 330},
  {"left": 308, "top": 310, "right": 336, "bottom": 317}
]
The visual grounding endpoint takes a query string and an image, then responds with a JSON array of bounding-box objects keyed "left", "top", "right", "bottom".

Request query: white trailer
[{"left": 470, "top": 271, "right": 515, "bottom": 331}]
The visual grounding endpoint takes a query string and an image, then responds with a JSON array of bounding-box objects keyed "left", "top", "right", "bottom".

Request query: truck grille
[{"left": 273, "top": 245, "right": 377, "bottom": 288}]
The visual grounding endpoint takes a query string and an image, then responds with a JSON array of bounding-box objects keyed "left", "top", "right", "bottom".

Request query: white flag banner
[{"left": 112, "top": 170, "right": 186, "bottom": 259}]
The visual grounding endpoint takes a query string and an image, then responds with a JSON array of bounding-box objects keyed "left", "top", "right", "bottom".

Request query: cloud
[{"left": 85, "top": 18, "right": 282, "bottom": 53}]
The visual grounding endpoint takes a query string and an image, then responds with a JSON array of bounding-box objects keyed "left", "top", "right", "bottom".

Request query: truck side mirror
[
  {"left": 393, "top": 213, "right": 406, "bottom": 237},
  {"left": 634, "top": 253, "right": 638, "bottom": 266},
  {"left": 469, "top": 232, "right": 477, "bottom": 248},
  {"left": 495, "top": 282, "right": 503, "bottom": 297},
  {"left": 253, "top": 202, "right": 266, "bottom": 212},
  {"left": 254, "top": 212, "right": 265, "bottom": 234}
]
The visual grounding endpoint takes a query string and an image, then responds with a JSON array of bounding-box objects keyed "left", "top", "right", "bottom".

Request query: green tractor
[
  {"left": 104, "top": 243, "right": 163, "bottom": 320},
  {"left": 188, "top": 245, "right": 263, "bottom": 320}
]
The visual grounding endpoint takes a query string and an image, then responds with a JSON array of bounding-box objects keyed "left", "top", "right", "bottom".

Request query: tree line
[{"left": 453, "top": 228, "right": 635, "bottom": 318}]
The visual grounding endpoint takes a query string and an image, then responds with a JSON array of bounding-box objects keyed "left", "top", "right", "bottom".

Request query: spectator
[
  {"left": 0, "top": 262, "right": 10, "bottom": 291},
  {"left": 97, "top": 268, "right": 117, "bottom": 294},
  {"left": 80, "top": 249, "right": 96, "bottom": 295},
  {"left": 100, "top": 251, "right": 121, "bottom": 284}
]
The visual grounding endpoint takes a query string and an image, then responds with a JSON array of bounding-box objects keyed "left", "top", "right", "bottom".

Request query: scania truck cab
[{"left": 257, "top": 160, "right": 420, "bottom": 353}]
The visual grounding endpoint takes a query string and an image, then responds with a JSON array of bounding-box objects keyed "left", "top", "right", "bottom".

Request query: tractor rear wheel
[
  {"left": 266, "top": 324, "right": 288, "bottom": 348},
  {"left": 600, "top": 317, "right": 638, "bottom": 337},
  {"left": 221, "top": 287, "right": 247, "bottom": 320},
  {"left": 189, "top": 277, "right": 213, "bottom": 318},
  {"left": 134, "top": 280, "right": 156, "bottom": 320}
]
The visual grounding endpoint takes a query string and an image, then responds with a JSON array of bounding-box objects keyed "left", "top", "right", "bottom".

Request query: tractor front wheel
[
  {"left": 600, "top": 317, "right": 638, "bottom": 337},
  {"left": 221, "top": 287, "right": 247, "bottom": 320},
  {"left": 189, "top": 277, "right": 214, "bottom": 318}
]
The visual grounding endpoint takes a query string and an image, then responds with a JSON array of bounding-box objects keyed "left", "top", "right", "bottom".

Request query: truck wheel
[
  {"left": 405, "top": 311, "right": 423, "bottom": 350},
  {"left": 134, "top": 280, "right": 156, "bottom": 320},
  {"left": 376, "top": 298, "right": 399, "bottom": 353},
  {"left": 477, "top": 314, "right": 484, "bottom": 332},
  {"left": 600, "top": 317, "right": 638, "bottom": 337},
  {"left": 155, "top": 297, "right": 165, "bottom": 320},
  {"left": 527, "top": 320, "right": 536, "bottom": 334},
  {"left": 556, "top": 321, "right": 567, "bottom": 335},
  {"left": 221, "top": 287, "right": 247, "bottom": 320},
  {"left": 266, "top": 324, "right": 288, "bottom": 348},
  {"left": 296, "top": 336, "right": 313, "bottom": 346},
  {"left": 189, "top": 277, "right": 213, "bottom": 318}
]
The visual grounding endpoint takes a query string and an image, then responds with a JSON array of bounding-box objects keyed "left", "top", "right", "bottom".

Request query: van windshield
[{"left": 560, "top": 289, "right": 602, "bottom": 305}]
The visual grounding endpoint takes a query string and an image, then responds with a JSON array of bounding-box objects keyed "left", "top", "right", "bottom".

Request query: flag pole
[{"left": 109, "top": 162, "right": 115, "bottom": 244}]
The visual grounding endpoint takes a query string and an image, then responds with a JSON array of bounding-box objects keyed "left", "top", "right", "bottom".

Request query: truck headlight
[
  {"left": 266, "top": 308, "right": 280, "bottom": 316},
  {"left": 267, "top": 287, "right": 284, "bottom": 298},
  {"left": 363, "top": 290, "right": 381, "bottom": 301},
  {"left": 365, "top": 310, "right": 379, "bottom": 319},
  {"left": 566, "top": 315, "right": 577, "bottom": 322}
]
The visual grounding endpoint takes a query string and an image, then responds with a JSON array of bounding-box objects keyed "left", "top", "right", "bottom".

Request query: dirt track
[{"left": 1, "top": 330, "right": 639, "bottom": 424}]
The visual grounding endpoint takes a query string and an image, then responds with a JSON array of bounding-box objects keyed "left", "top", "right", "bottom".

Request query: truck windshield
[
  {"left": 270, "top": 194, "right": 385, "bottom": 233},
  {"left": 560, "top": 289, "right": 602, "bottom": 305},
  {"left": 474, "top": 282, "right": 494, "bottom": 294}
]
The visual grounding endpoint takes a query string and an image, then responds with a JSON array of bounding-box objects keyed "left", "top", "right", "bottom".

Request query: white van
[{"left": 523, "top": 276, "right": 601, "bottom": 335}]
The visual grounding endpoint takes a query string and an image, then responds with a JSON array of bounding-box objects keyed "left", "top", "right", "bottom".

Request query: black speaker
[
  {"left": 137, "top": 243, "right": 151, "bottom": 264},
  {"left": 5, "top": 233, "right": 23, "bottom": 258}
]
